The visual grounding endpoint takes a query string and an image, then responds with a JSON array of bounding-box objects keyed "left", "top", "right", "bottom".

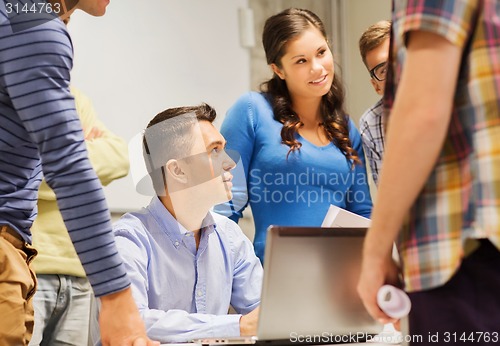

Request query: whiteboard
[{"left": 69, "top": 0, "right": 251, "bottom": 212}]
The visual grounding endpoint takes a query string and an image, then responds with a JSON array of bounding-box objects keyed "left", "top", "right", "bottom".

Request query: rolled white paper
[{"left": 377, "top": 285, "right": 411, "bottom": 319}]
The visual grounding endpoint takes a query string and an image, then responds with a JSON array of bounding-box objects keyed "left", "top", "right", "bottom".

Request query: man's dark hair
[{"left": 142, "top": 103, "right": 216, "bottom": 196}]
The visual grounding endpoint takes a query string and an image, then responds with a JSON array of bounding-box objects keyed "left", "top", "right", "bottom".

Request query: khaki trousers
[{"left": 0, "top": 225, "right": 37, "bottom": 346}]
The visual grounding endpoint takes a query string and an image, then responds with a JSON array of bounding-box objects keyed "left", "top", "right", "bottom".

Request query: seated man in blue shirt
[{"left": 109, "top": 104, "right": 262, "bottom": 343}]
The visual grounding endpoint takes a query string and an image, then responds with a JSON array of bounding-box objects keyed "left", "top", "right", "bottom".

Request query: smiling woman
[
  {"left": 262, "top": 8, "right": 357, "bottom": 159},
  {"left": 213, "top": 7, "right": 373, "bottom": 263}
]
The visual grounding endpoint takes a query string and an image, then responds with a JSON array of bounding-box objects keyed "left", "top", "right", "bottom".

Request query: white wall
[{"left": 69, "top": 0, "right": 251, "bottom": 212}]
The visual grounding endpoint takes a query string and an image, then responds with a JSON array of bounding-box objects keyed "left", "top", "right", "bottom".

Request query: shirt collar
[{"left": 146, "top": 197, "right": 216, "bottom": 246}]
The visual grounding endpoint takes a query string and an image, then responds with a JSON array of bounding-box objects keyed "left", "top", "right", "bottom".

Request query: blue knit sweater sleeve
[{"left": 214, "top": 92, "right": 258, "bottom": 222}]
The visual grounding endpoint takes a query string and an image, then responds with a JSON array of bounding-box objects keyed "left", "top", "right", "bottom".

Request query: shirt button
[
  {"left": 174, "top": 241, "right": 180, "bottom": 247},
  {"left": 197, "top": 290, "right": 203, "bottom": 297}
]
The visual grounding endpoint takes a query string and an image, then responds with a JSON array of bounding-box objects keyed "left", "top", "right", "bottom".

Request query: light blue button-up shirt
[{"left": 112, "top": 197, "right": 263, "bottom": 343}]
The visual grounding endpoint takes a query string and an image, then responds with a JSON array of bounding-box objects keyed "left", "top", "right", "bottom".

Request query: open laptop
[{"left": 196, "top": 226, "right": 381, "bottom": 345}]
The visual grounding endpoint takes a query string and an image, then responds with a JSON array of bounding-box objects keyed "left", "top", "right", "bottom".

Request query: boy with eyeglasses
[{"left": 358, "top": 20, "right": 391, "bottom": 185}]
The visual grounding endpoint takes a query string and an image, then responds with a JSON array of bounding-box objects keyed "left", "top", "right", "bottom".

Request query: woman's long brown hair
[{"left": 261, "top": 8, "right": 360, "bottom": 165}]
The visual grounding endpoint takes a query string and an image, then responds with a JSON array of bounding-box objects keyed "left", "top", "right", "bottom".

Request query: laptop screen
[{"left": 257, "top": 226, "right": 381, "bottom": 341}]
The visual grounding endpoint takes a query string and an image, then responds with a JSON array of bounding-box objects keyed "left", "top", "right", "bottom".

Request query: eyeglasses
[{"left": 369, "top": 61, "right": 388, "bottom": 82}]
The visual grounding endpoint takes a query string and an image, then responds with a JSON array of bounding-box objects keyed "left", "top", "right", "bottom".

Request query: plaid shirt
[
  {"left": 386, "top": 0, "right": 500, "bottom": 291},
  {"left": 359, "top": 99, "right": 385, "bottom": 185}
]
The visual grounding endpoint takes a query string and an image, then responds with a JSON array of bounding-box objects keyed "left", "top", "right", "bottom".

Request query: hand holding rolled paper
[{"left": 377, "top": 285, "right": 411, "bottom": 319}]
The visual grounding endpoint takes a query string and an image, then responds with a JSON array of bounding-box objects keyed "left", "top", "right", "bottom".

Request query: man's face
[
  {"left": 365, "top": 38, "right": 390, "bottom": 96},
  {"left": 75, "top": 0, "right": 110, "bottom": 16},
  {"left": 174, "top": 120, "right": 236, "bottom": 203}
]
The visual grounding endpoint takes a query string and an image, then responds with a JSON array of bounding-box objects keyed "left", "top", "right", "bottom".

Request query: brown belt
[{"left": 0, "top": 224, "right": 26, "bottom": 249}]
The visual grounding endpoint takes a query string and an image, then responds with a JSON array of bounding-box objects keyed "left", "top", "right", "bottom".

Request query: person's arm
[
  {"left": 345, "top": 119, "right": 373, "bottom": 218},
  {"left": 5, "top": 22, "right": 125, "bottom": 297},
  {"left": 145, "top": 310, "right": 241, "bottom": 343},
  {"left": 213, "top": 92, "right": 258, "bottom": 222},
  {"left": 71, "top": 86, "right": 129, "bottom": 186},
  {"left": 3, "top": 24, "right": 155, "bottom": 346},
  {"left": 239, "top": 307, "right": 260, "bottom": 337},
  {"left": 224, "top": 218, "right": 263, "bottom": 335},
  {"left": 114, "top": 230, "right": 243, "bottom": 343},
  {"left": 37, "top": 87, "right": 129, "bottom": 201},
  {"left": 357, "top": 30, "right": 462, "bottom": 323}
]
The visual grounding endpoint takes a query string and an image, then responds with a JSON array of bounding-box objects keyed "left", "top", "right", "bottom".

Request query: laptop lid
[{"left": 257, "top": 226, "right": 381, "bottom": 341}]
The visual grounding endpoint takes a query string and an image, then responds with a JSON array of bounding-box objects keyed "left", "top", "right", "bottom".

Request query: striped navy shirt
[{"left": 0, "top": 2, "right": 129, "bottom": 297}]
